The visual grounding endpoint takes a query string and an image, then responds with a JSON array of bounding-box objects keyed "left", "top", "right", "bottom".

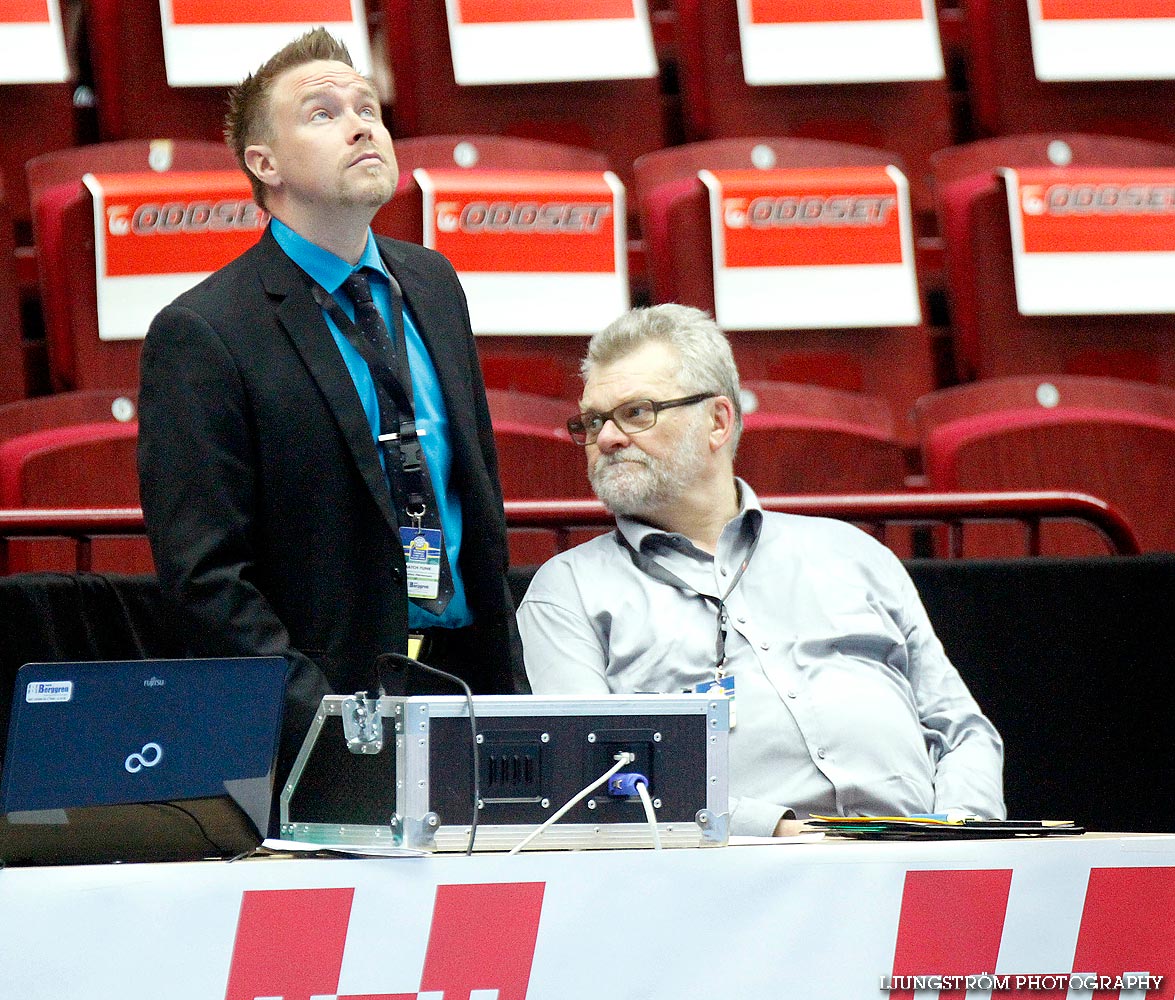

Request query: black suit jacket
[{"left": 138, "top": 227, "right": 523, "bottom": 783}]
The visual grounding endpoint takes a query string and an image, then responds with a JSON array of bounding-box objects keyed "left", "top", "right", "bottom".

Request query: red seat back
[
  {"left": 962, "top": 0, "right": 1175, "bottom": 144},
  {"left": 915, "top": 375, "right": 1175, "bottom": 554},
  {"left": 0, "top": 185, "right": 24, "bottom": 404},
  {"left": 931, "top": 134, "right": 1175, "bottom": 385},
  {"left": 86, "top": 0, "right": 228, "bottom": 143},
  {"left": 378, "top": 0, "right": 666, "bottom": 204},
  {"left": 634, "top": 138, "right": 937, "bottom": 444},
  {"left": 374, "top": 137, "right": 614, "bottom": 399},
  {"left": 0, "top": 82, "right": 77, "bottom": 236},
  {"left": 738, "top": 380, "right": 909, "bottom": 495},
  {"left": 486, "top": 388, "right": 592, "bottom": 565},
  {"left": 27, "top": 140, "right": 237, "bottom": 391},
  {"left": 0, "top": 390, "right": 150, "bottom": 572},
  {"left": 670, "top": 0, "right": 953, "bottom": 230}
]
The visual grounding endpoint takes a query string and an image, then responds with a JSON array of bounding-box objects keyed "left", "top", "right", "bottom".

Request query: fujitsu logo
[
  {"left": 887, "top": 868, "right": 1174, "bottom": 999},
  {"left": 223, "top": 882, "right": 545, "bottom": 1000}
]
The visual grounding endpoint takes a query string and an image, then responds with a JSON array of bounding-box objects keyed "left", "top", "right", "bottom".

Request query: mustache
[
  {"left": 349, "top": 146, "right": 384, "bottom": 165},
  {"left": 592, "top": 448, "right": 650, "bottom": 473}
]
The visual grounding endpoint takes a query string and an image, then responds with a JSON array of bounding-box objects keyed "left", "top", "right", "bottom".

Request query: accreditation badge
[{"left": 401, "top": 527, "right": 443, "bottom": 601}]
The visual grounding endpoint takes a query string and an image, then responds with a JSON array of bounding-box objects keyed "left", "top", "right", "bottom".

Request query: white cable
[
  {"left": 635, "top": 781, "right": 662, "bottom": 850},
  {"left": 508, "top": 751, "right": 635, "bottom": 855}
]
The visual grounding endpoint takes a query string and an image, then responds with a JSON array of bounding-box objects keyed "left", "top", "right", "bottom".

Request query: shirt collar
[
  {"left": 269, "top": 218, "right": 390, "bottom": 294},
  {"left": 614, "top": 477, "right": 763, "bottom": 555}
]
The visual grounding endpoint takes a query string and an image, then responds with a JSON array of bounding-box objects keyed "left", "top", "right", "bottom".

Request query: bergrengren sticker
[{"left": 26, "top": 680, "right": 73, "bottom": 703}]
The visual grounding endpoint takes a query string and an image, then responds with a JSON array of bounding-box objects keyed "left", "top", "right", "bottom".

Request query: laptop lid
[{"left": 0, "top": 657, "right": 286, "bottom": 853}]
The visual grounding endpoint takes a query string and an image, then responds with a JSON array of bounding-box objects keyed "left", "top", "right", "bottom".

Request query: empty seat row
[
  {"left": 8, "top": 132, "right": 1175, "bottom": 447},
  {"left": 2, "top": 376, "right": 1171, "bottom": 573},
  {"left": 7, "top": 0, "right": 1175, "bottom": 234},
  {"left": 0, "top": 390, "right": 149, "bottom": 573},
  {"left": 481, "top": 376, "right": 1175, "bottom": 558}
]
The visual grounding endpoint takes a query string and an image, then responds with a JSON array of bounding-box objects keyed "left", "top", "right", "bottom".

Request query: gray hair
[{"left": 582, "top": 304, "right": 742, "bottom": 451}]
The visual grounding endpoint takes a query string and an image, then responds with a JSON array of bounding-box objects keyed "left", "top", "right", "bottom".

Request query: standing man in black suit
[{"left": 137, "top": 28, "right": 524, "bottom": 788}]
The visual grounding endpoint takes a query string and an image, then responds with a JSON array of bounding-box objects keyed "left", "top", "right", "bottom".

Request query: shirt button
[
  {"left": 817, "top": 747, "right": 827, "bottom": 760},
  {"left": 737, "top": 616, "right": 747, "bottom": 624},
  {"left": 787, "top": 690, "right": 797, "bottom": 699},
  {"left": 720, "top": 567, "right": 728, "bottom": 577},
  {"left": 760, "top": 641, "right": 770, "bottom": 650}
]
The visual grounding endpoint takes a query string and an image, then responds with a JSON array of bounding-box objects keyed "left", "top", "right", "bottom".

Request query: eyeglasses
[{"left": 566, "top": 392, "right": 717, "bottom": 446}]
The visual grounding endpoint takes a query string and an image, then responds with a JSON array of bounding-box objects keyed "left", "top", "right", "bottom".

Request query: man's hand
[{"left": 773, "top": 817, "right": 810, "bottom": 837}]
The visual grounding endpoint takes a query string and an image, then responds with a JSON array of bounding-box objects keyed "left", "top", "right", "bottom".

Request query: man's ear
[
  {"left": 708, "top": 395, "right": 737, "bottom": 452},
  {"left": 244, "top": 144, "right": 279, "bottom": 191}
]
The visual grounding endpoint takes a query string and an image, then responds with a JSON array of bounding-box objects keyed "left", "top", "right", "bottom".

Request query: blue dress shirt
[{"left": 271, "top": 219, "right": 472, "bottom": 629}]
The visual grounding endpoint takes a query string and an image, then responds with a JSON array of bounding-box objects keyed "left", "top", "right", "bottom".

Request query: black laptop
[{"left": 0, "top": 656, "right": 286, "bottom": 865}]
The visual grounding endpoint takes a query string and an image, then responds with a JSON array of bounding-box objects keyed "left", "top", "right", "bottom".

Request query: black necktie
[{"left": 342, "top": 269, "right": 454, "bottom": 615}]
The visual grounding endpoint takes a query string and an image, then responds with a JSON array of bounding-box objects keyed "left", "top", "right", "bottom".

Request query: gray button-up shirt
[{"left": 517, "top": 480, "right": 1005, "bottom": 836}]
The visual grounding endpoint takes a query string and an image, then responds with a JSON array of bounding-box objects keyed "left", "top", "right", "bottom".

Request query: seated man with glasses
[{"left": 517, "top": 304, "right": 1005, "bottom": 836}]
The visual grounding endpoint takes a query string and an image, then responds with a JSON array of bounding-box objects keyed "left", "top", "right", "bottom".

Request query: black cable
[{"left": 146, "top": 800, "right": 225, "bottom": 856}]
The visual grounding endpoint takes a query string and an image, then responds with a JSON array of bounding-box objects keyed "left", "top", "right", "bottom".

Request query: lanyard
[
  {"left": 619, "top": 514, "right": 762, "bottom": 677},
  {"left": 310, "top": 276, "right": 430, "bottom": 525}
]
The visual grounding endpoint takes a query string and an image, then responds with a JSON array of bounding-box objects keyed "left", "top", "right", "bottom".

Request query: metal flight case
[{"left": 281, "top": 693, "right": 730, "bottom": 852}]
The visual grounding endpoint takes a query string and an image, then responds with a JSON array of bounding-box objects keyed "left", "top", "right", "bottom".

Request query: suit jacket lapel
[{"left": 257, "top": 229, "right": 400, "bottom": 532}]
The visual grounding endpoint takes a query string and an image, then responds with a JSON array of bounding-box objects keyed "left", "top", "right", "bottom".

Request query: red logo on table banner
[
  {"left": 889, "top": 869, "right": 1013, "bottom": 998},
  {"left": 422, "top": 170, "right": 618, "bottom": 274},
  {"left": 168, "top": 0, "right": 352, "bottom": 23},
  {"left": 454, "top": 0, "right": 635, "bottom": 22},
  {"left": 2, "top": 0, "right": 51, "bottom": 22},
  {"left": 709, "top": 166, "right": 904, "bottom": 268},
  {"left": 224, "top": 882, "right": 547, "bottom": 1000},
  {"left": 749, "top": 0, "right": 925, "bottom": 23},
  {"left": 90, "top": 171, "right": 266, "bottom": 278},
  {"left": 889, "top": 868, "right": 1175, "bottom": 999},
  {"left": 1010, "top": 168, "right": 1175, "bottom": 255},
  {"left": 1038, "top": 0, "right": 1175, "bottom": 18}
]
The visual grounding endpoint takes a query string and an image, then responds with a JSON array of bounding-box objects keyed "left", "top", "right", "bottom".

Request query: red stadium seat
[
  {"left": 670, "top": 0, "right": 954, "bottom": 231},
  {"left": 633, "top": 138, "right": 937, "bottom": 444},
  {"left": 26, "top": 140, "right": 237, "bottom": 391},
  {"left": 0, "top": 83, "right": 78, "bottom": 238},
  {"left": 0, "top": 186, "right": 25, "bottom": 404},
  {"left": 961, "top": 0, "right": 1175, "bottom": 144},
  {"left": 0, "top": 390, "right": 150, "bottom": 572},
  {"left": 738, "top": 380, "right": 910, "bottom": 494},
  {"left": 0, "top": 421, "right": 138, "bottom": 507},
  {"left": 0, "top": 2, "right": 80, "bottom": 235},
  {"left": 485, "top": 388, "right": 592, "bottom": 564},
  {"left": 378, "top": 0, "right": 667, "bottom": 202},
  {"left": 930, "top": 134, "right": 1175, "bottom": 385},
  {"left": 85, "top": 0, "right": 228, "bottom": 143},
  {"left": 0, "top": 388, "right": 138, "bottom": 439},
  {"left": 915, "top": 375, "right": 1175, "bottom": 554},
  {"left": 485, "top": 389, "right": 589, "bottom": 501},
  {"left": 373, "top": 136, "right": 615, "bottom": 399},
  {"left": 374, "top": 135, "right": 612, "bottom": 244}
]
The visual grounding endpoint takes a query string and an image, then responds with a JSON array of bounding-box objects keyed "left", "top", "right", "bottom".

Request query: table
[{"left": 2, "top": 834, "right": 1174, "bottom": 999}]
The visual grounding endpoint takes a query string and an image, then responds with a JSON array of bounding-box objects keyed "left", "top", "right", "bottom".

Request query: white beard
[{"left": 589, "top": 417, "right": 708, "bottom": 518}]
